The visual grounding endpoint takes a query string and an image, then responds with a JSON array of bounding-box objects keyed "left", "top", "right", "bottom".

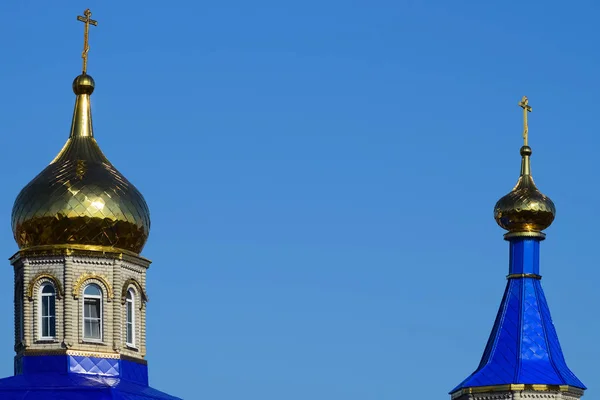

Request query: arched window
[
  {"left": 40, "top": 283, "right": 56, "bottom": 339},
  {"left": 125, "top": 288, "right": 135, "bottom": 346},
  {"left": 83, "top": 284, "right": 102, "bottom": 341}
]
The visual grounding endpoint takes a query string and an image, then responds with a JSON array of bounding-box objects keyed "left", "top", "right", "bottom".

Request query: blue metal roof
[
  {"left": 0, "top": 373, "right": 180, "bottom": 400},
  {"left": 0, "top": 354, "right": 181, "bottom": 399},
  {"left": 451, "top": 238, "right": 585, "bottom": 393}
]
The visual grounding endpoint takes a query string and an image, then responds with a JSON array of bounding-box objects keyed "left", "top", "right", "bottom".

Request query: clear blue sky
[{"left": 0, "top": 1, "right": 599, "bottom": 399}]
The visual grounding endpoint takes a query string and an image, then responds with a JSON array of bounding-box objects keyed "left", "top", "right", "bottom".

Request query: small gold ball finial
[
  {"left": 493, "top": 96, "right": 555, "bottom": 238},
  {"left": 72, "top": 74, "right": 95, "bottom": 95}
]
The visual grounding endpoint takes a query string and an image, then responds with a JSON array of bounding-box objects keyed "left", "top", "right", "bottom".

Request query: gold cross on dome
[
  {"left": 518, "top": 96, "right": 532, "bottom": 146},
  {"left": 77, "top": 9, "right": 98, "bottom": 74}
]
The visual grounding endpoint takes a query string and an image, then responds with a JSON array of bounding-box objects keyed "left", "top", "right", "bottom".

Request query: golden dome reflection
[
  {"left": 494, "top": 146, "right": 555, "bottom": 234},
  {"left": 11, "top": 74, "right": 150, "bottom": 254}
]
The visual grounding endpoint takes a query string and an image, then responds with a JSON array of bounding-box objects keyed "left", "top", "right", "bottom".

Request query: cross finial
[
  {"left": 77, "top": 9, "right": 98, "bottom": 75},
  {"left": 518, "top": 96, "right": 532, "bottom": 147}
]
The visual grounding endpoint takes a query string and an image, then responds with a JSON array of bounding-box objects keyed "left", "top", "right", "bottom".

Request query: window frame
[
  {"left": 38, "top": 282, "right": 57, "bottom": 340},
  {"left": 125, "top": 288, "right": 136, "bottom": 347},
  {"left": 82, "top": 283, "right": 103, "bottom": 342}
]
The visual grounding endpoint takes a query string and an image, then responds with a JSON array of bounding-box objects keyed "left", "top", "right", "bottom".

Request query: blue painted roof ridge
[
  {"left": 535, "top": 282, "right": 584, "bottom": 387},
  {"left": 477, "top": 283, "right": 510, "bottom": 370},
  {"left": 515, "top": 274, "right": 524, "bottom": 384},
  {"left": 535, "top": 281, "right": 565, "bottom": 384}
]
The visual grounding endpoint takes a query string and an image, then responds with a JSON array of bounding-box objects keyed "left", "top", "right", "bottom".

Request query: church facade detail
[
  {"left": 12, "top": 250, "right": 150, "bottom": 362},
  {"left": 0, "top": 9, "right": 180, "bottom": 399}
]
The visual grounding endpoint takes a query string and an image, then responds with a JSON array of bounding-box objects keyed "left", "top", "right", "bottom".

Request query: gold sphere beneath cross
[{"left": 73, "top": 74, "right": 95, "bottom": 95}]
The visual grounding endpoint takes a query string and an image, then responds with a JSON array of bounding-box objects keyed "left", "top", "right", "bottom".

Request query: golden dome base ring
[{"left": 503, "top": 231, "right": 546, "bottom": 241}]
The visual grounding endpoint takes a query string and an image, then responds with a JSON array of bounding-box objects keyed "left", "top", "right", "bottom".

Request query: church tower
[
  {"left": 450, "top": 97, "right": 585, "bottom": 400},
  {"left": 0, "top": 10, "right": 180, "bottom": 399}
]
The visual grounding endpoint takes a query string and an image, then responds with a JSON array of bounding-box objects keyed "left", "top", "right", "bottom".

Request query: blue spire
[
  {"left": 450, "top": 237, "right": 585, "bottom": 393},
  {"left": 451, "top": 97, "right": 585, "bottom": 395}
]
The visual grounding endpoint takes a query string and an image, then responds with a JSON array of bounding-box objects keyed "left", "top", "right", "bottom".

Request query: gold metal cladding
[
  {"left": 72, "top": 273, "right": 113, "bottom": 300},
  {"left": 494, "top": 96, "right": 555, "bottom": 235},
  {"left": 10, "top": 10, "right": 149, "bottom": 254},
  {"left": 121, "top": 278, "right": 149, "bottom": 305},
  {"left": 451, "top": 384, "right": 577, "bottom": 398},
  {"left": 76, "top": 9, "right": 98, "bottom": 74},
  {"left": 27, "top": 273, "right": 65, "bottom": 300},
  {"left": 11, "top": 73, "right": 151, "bottom": 254},
  {"left": 506, "top": 273, "right": 542, "bottom": 280},
  {"left": 68, "top": 75, "right": 95, "bottom": 134},
  {"left": 494, "top": 173, "right": 556, "bottom": 233}
]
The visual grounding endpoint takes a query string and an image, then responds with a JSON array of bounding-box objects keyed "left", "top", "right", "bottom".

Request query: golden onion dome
[
  {"left": 494, "top": 146, "right": 555, "bottom": 234},
  {"left": 11, "top": 74, "right": 150, "bottom": 254},
  {"left": 493, "top": 97, "right": 555, "bottom": 237}
]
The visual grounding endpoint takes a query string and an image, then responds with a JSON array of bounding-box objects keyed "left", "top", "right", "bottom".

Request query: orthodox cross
[
  {"left": 77, "top": 9, "right": 98, "bottom": 74},
  {"left": 518, "top": 96, "right": 532, "bottom": 146}
]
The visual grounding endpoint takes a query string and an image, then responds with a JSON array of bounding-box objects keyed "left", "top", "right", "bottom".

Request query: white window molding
[
  {"left": 125, "top": 288, "right": 136, "bottom": 348},
  {"left": 39, "top": 283, "right": 56, "bottom": 340},
  {"left": 82, "top": 283, "right": 103, "bottom": 342}
]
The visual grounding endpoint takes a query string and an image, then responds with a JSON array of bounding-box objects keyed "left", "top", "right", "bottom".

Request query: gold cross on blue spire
[
  {"left": 519, "top": 96, "right": 532, "bottom": 146},
  {"left": 77, "top": 9, "right": 98, "bottom": 74}
]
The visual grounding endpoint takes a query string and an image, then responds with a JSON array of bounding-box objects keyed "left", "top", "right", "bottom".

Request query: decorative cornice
[
  {"left": 122, "top": 254, "right": 152, "bottom": 269},
  {"left": 451, "top": 384, "right": 583, "bottom": 399},
  {"left": 70, "top": 256, "right": 115, "bottom": 266},
  {"left": 10, "top": 244, "right": 151, "bottom": 264},
  {"left": 119, "top": 260, "right": 148, "bottom": 273},
  {"left": 22, "top": 257, "right": 65, "bottom": 265},
  {"left": 121, "top": 278, "right": 148, "bottom": 305},
  {"left": 72, "top": 272, "right": 114, "bottom": 300},
  {"left": 18, "top": 349, "right": 68, "bottom": 357},
  {"left": 66, "top": 350, "right": 121, "bottom": 359},
  {"left": 19, "top": 349, "right": 147, "bottom": 363},
  {"left": 26, "top": 272, "right": 65, "bottom": 300}
]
